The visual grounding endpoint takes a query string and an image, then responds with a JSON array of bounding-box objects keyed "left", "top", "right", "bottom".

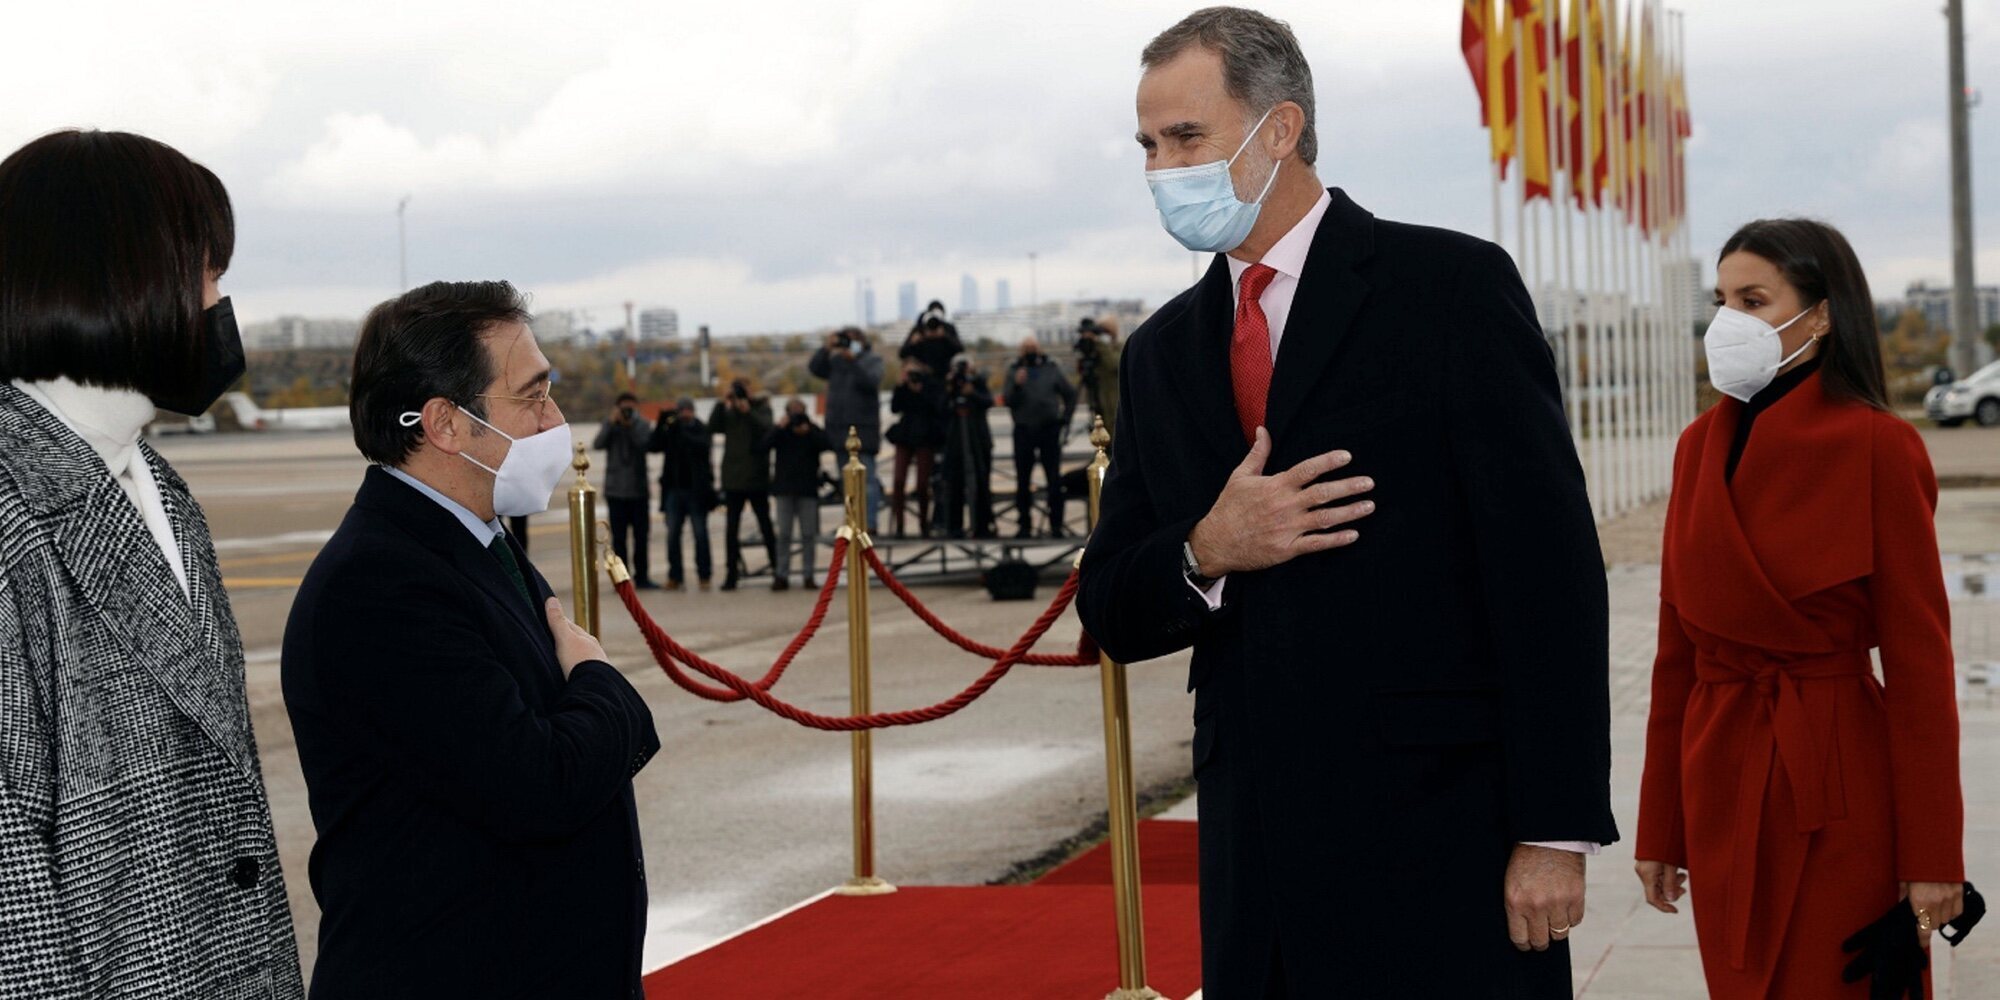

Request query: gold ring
[{"left": 1551, "top": 924, "right": 1571, "bottom": 935}]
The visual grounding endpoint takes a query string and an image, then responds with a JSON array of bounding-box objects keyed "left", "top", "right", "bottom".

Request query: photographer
[
  {"left": 900, "top": 310, "right": 963, "bottom": 377},
  {"left": 592, "top": 391, "right": 657, "bottom": 588},
  {"left": 1004, "top": 336, "right": 1076, "bottom": 537},
  {"left": 807, "top": 326, "right": 884, "bottom": 532},
  {"left": 646, "top": 397, "right": 715, "bottom": 590},
  {"left": 940, "top": 355, "right": 996, "bottom": 538},
  {"left": 762, "top": 398, "right": 834, "bottom": 590},
  {"left": 708, "top": 378, "right": 777, "bottom": 591},
  {"left": 1073, "top": 316, "right": 1121, "bottom": 428},
  {"left": 886, "top": 358, "right": 946, "bottom": 537}
]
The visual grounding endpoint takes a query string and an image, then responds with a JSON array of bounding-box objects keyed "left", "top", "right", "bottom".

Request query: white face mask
[
  {"left": 399, "top": 405, "right": 574, "bottom": 517},
  {"left": 1703, "top": 305, "right": 1819, "bottom": 403},
  {"left": 1144, "top": 106, "right": 1282, "bottom": 253}
]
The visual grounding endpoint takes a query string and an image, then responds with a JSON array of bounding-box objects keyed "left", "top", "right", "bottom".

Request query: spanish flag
[
  {"left": 1466, "top": 0, "right": 1518, "bottom": 176},
  {"left": 1589, "top": 0, "right": 1613, "bottom": 207},
  {"left": 1636, "top": 0, "right": 1655, "bottom": 236},
  {"left": 1620, "top": 1, "right": 1638, "bottom": 227},
  {"left": 1564, "top": 0, "right": 1586, "bottom": 207},
  {"left": 1514, "top": 0, "right": 1554, "bottom": 202}
]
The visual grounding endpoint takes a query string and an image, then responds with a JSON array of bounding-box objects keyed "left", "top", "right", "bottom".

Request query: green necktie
[{"left": 487, "top": 533, "right": 535, "bottom": 610}]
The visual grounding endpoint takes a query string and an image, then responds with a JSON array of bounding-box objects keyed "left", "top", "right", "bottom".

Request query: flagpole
[
  {"left": 1516, "top": 13, "right": 1531, "bottom": 285},
  {"left": 1553, "top": 2, "right": 1578, "bottom": 451},
  {"left": 1584, "top": 0, "right": 1605, "bottom": 521},
  {"left": 1542, "top": 2, "right": 1557, "bottom": 339},
  {"left": 1652, "top": 0, "right": 1670, "bottom": 497},
  {"left": 1616, "top": 0, "right": 1636, "bottom": 517},
  {"left": 1640, "top": 1, "right": 1657, "bottom": 502},
  {"left": 1676, "top": 8, "right": 1693, "bottom": 438}
]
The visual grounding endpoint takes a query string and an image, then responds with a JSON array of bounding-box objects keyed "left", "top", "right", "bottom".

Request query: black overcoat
[{"left": 1077, "top": 189, "right": 1618, "bottom": 998}]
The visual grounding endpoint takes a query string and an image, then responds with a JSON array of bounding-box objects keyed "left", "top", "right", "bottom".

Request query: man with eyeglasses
[{"left": 282, "top": 280, "right": 660, "bottom": 999}]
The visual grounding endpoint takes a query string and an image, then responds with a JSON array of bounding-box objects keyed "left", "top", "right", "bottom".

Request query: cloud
[
  {"left": 1866, "top": 119, "right": 1949, "bottom": 191},
  {"left": 8, "top": 0, "right": 2000, "bottom": 339}
]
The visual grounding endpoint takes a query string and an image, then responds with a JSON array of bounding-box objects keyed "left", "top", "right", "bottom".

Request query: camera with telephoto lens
[
  {"left": 833, "top": 331, "right": 854, "bottom": 352},
  {"left": 730, "top": 381, "right": 749, "bottom": 401}
]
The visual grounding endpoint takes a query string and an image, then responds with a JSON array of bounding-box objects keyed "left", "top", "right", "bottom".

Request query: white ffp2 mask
[
  {"left": 399, "top": 406, "right": 574, "bottom": 516},
  {"left": 1703, "top": 305, "right": 1818, "bottom": 403}
]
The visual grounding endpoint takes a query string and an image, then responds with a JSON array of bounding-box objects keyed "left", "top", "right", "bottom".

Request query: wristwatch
[{"left": 1182, "top": 540, "right": 1218, "bottom": 589}]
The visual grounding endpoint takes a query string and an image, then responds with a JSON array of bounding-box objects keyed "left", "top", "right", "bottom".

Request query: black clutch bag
[{"left": 1841, "top": 882, "right": 1985, "bottom": 1000}]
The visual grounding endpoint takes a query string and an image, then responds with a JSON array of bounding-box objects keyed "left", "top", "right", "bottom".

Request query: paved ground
[{"left": 151, "top": 419, "right": 1999, "bottom": 994}]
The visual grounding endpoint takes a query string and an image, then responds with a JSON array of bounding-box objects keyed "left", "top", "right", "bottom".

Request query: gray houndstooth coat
[{"left": 0, "top": 384, "right": 304, "bottom": 998}]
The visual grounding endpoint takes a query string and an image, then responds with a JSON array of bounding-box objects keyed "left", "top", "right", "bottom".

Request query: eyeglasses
[{"left": 476, "top": 386, "right": 557, "bottom": 420}]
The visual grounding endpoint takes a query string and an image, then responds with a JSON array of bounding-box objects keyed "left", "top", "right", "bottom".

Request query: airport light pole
[{"left": 1946, "top": 0, "right": 1981, "bottom": 374}]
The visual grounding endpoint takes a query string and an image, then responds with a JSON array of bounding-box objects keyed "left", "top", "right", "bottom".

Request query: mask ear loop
[
  {"left": 1768, "top": 311, "right": 1825, "bottom": 373},
  {"left": 1229, "top": 106, "right": 1284, "bottom": 206},
  {"left": 402, "top": 405, "right": 505, "bottom": 476}
]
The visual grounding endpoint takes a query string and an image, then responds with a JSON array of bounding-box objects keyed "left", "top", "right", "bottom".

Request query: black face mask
[{"left": 152, "top": 297, "right": 247, "bottom": 416}]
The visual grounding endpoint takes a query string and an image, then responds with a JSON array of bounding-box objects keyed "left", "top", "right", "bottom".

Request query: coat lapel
[
  {"left": 0, "top": 386, "right": 255, "bottom": 778},
  {"left": 1262, "top": 189, "right": 1376, "bottom": 444},
  {"left": 357, "top": 468, "right": 564, "bottom": 687},
  {"left": 1163, "top": 254, "right": 1250, "bottom": 467},
  {"left": 1667, "top": 376, "right": 1872, "bottom": 652}
]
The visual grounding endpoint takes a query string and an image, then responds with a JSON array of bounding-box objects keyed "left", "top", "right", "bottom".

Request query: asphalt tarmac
[
  {"left": 156, "top": 421, "right": 1199, "bottom": 977},
  {"left": 152, "top": 420, "right": 2000, "bottom": 986}
]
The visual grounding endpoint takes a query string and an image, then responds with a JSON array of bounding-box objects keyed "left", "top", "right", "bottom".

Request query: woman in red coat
[{"left": 1634, "top": 219, "right": 1965, "bottom": 998}]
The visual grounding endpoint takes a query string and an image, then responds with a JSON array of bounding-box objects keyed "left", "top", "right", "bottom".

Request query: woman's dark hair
[
  {"left": 0, "top": 130, "right": 234, "bottom": 397},
  {"left": 1718, "top": 219, "right": 1889, "bottom": 410},
  {"left": 349, "top": 280, "right": 531, "bottom": 467}
]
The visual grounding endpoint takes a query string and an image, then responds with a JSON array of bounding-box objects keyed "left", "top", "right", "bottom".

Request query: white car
[{"left": 1926, "top": 359, "right": 2000, "bottom": 427}]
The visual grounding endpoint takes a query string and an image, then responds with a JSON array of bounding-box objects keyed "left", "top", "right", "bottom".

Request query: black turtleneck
[{"left": 1726, "top": 355, "right": 1822, "bottom": 482}]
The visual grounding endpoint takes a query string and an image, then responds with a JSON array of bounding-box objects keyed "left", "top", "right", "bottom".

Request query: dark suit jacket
[
  {"left": 282, "top": 467, "right": 660, "bottom": 1000},
  {"left": 1077, "top": 190, "right": 1617, "bottom": 998}
]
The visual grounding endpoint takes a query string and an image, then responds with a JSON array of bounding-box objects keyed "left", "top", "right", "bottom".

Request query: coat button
[{"left": 232, "top": 858, "right": 260, "bottom": 889}]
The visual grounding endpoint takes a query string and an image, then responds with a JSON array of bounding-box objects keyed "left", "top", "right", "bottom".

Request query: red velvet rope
[
  {"left": 611, "top": 565, "right": 1086, "bottom": 731},
  {"left": 861, "top": 547, "right": 1099, "bottom": 666},
  {"left": 628, "top": 537, "right": 850, "bottom": 702}
]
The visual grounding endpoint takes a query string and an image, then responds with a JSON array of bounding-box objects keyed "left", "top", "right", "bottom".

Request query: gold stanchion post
[
  {"left": 1086, "top": 416, "right": 1160, "bottom": 1000},
  {"left": 836, "top": 427, "right": 895, "bottom": 897},
  {"left": 567, "top": 442, "right": 600, "bottom": 635}
]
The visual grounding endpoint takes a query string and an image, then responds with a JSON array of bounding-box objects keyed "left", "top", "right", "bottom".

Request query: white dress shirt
[
  {"left": 382, "top": 465, "right": 508, "bottom": 547},
  {"left": 14, "top": 377, "right": 190, "bottom": 598},
  {"left": 1187, "top": 189, "right": 1333, "bottom": 611},
  {"left": 1174, "top": 194, "right": 1598, "bottom": 856}
]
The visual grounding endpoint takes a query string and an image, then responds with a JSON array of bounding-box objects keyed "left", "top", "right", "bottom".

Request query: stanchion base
[
  {"left": 834, "top": 876, "right": 898, "bottom": 897},
  {"left": 1102, "top": 988, "right": 1162, "bottom": 1000}
]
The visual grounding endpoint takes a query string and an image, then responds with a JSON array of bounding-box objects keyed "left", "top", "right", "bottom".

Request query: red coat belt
[{"left": 1694, "top": 648, "right": 1871, "bottom": 969}]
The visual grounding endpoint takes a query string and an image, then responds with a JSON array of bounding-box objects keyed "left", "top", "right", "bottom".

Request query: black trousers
[
  {"left": 1012, "top": 423, "right": 1063, "bottom": 533},
  {"left": 605, "top": 495, "right": 651, "bottom": 584},
  {"left": 723, "top": 490, "right": 778, "bottom": 580}
]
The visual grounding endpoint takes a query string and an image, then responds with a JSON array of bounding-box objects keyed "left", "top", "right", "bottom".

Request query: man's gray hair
[{"left": 1141, "top": 7, "right": 1318, "bottom": 165}]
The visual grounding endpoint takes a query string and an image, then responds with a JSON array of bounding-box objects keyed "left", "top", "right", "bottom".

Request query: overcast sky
[{"left": 6, "top": 1, "right": 1996, "bottom": 333}]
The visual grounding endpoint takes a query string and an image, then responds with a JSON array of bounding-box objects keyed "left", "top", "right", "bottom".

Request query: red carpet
[
  {"left": 644, "top": 819, "right": 1203, "bottom": 998},
  {"left": 1037, "top": 819, "right": 1200, "bottom": 886}
]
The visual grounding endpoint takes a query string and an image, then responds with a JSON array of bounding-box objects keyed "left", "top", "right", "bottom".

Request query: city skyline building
[
  {"left": 1902, "top": 280, "right": 2000, "bottom": 336},
  {"left": 638, "top": 307, "right": 680, "bottom": 342}
]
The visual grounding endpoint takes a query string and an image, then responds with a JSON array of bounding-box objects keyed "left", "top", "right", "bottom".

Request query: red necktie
[{"left": 1231, "top": 263, "right": 1279, "bottom": 444}]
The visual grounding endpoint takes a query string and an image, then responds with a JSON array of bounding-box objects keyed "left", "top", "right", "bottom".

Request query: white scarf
[{"left": 12, "top": 377, "right": 190, "bottom": 598}]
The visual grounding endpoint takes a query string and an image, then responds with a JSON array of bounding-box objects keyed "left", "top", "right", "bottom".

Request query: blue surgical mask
[{"left": 1145, "top": 107, "right": 1282, "bottom": 253}]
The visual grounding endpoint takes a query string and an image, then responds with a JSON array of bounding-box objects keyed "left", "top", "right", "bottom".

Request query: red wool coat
[{"left": 1636, "top": 374, "right": 1964, "bottom": 999}]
